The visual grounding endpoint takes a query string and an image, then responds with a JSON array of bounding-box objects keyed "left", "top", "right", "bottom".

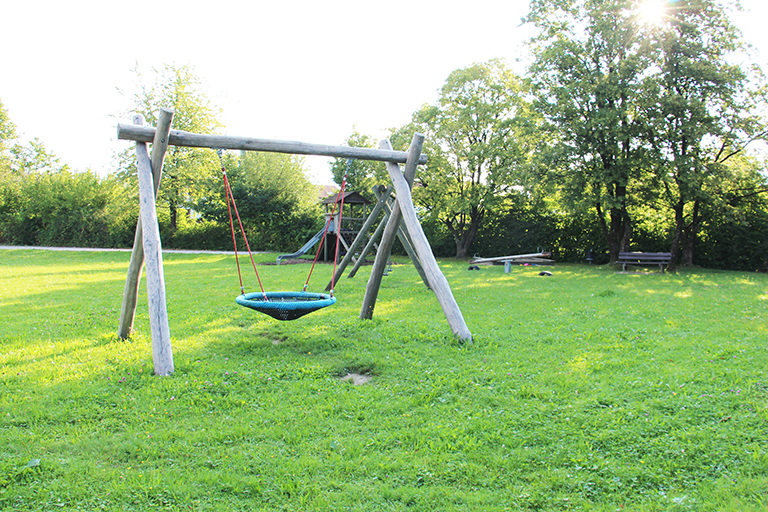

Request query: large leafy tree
[
  {"left": 395, "top": 59, "right": 535, "bottom": 258},
  {"left": 640, "top": 0, "right": 767, "bottom": 268},
  {"left": 526, "top": 0, "right": 657, "bottom": 263},
  {"left": 526, "top": 0, "right": 767, "bottom": 266},
  {"left": 120, "top": 64, "right": 223, "bottom": 231}
]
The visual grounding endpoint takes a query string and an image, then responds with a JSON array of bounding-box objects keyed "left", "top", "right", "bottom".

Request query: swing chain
[
  {"left": 217, "top": 148, "right": 267, "bottom": 300},
  {"left": 216, "top": 148, "right": 226, "bottom": 174}
]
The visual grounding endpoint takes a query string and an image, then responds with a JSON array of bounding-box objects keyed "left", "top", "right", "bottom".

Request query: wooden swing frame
[{"left": 117, "top": 108, "right": 472, "bottom": 376}]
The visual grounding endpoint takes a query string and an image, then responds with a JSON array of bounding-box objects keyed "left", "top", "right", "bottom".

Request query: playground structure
[
  {"left": 117, "top": 108, "right": 472, "bottom": 376},
  {"left": 277, "top": 191, "right": 371, "bottom": 264},
  {"left": 471, "top": 251, "right": 554, "bottom": 272},
  {"left": 324, "top": 183, "right": 430, "bottom": 291},
  {"left": 280, "top": 186, "right": 431, "bottom": 291}
]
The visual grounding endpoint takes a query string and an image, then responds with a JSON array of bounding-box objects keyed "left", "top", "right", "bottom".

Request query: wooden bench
[{"left": 618, "top": 252, "right": 672, "bottom": 273}]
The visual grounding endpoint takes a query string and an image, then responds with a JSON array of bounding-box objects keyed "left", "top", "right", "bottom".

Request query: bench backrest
[{"left": 618, "top": 252, "right": 671, "bottom": 262}]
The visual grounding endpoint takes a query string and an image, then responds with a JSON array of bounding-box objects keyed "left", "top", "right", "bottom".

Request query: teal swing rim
[{"left": 235, "top": 291, "right": 337, "bottom": 321}]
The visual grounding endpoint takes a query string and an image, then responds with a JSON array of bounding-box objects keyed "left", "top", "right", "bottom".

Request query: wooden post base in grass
[
  {"left": 129, "top": 113, "right": 174, "bottom": 376},
  {"left": 360, "top": 135, "right": 472, "bottom": 343}
]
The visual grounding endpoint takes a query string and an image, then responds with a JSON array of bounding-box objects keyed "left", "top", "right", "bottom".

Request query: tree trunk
[
  {"left": 453, "top": 230, "right": 475, "bottom": 259},
  {"left": 681, "top": 199, "right": 700, "bottom": 267},
  {"left": 668, "top": 201, "right": 684, "bottom": 272},
  {"left": 453, "top": 208, "right": 483, "bottom": 259},
  {"left": 601, "top": 206, "right": 628, "bottom": 264},
  {"left": 620, "top": 209, "right": 633, "bottom": 252},
  {"left": 169, "top": 205, "right": 178, "bottom": 231},
  {"left": 596, "top": 185, "right": 631, "bottom": 264},
  {"left": 595, "top": 202, "right": 612, "bottom": 260}
]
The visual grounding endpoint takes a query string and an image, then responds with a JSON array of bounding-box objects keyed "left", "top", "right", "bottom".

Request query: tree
[
  {"left": 10, "top": 139, "right": 66, "bottom": 174},
  {"left": 526, "top": 0, "right": 656, "bottom": 263},
  {"left": 0, "top": 99, "right": 15, "bottom": 170},
  {"left": 0, "top": 100, "right": 14, "bottom": 145},
  {"left": 197, "top": 150, "right": 321, "bottom": 251},
  {"left": 328, "top": 129, "right": 387, "bottom": 200},
  {"left": 526, "top": 0, "right": 767, "bottom": 267},
  {"left": 394, "top": 59, "right": 535, "bottom": 258},
  {"left": 640, "top": 0, "right": 768, "bottom": 268},
  {"left": 695, "top": 155, "right": 768, "bottom": 271},
  {"left": 0, "top": 139, "right": 68, "bottom": 242},
  {"left": 119, "top": 64, "right": 223, "bottom": 231},
  {"left": 0, "top": 134, "right": 137, "bottom": 247}
]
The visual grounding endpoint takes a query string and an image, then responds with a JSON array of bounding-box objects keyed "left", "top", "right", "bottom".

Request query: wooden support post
[
  {"left": 118, "top": 108, "right": 173, "bottom": 340},
  {"left": 325, "top": 185, "right": 392, "bottom": 291},
  {"left": 135, "top": 115, "right": 174, "bottom": 375},
  {"left": 337, "top": 231, "right": 352, "bottom": 255},
  {"left": 360, "top": 136, "right": 423, "bottom": 320},
  {"left": 348, "top": 209, "right": 389, "bottom": 279},
  {"left": 375, "top": 187, "right": 430, "bottom": 289},
  {"left": 383, "top": 138, "right": 472, "bottom": 343},
  {"left": 361, "top": 134, "right": 472, "bottom": 342}
]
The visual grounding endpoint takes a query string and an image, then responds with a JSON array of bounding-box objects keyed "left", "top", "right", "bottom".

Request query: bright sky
[{"left": 2, "top": 0, "right": 767, "bottom": 184}]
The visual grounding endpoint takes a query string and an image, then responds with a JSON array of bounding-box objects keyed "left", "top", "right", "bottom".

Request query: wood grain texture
[
  {"left": 375, "top": 187, "right": 429, "bottom": 289},
  {"left": 348, "top": 211, "right": 389, "bottom": 279},
  {"left": 135, "top": 118, "right": 174, "bottom": 375},
  {"left": 359, "top": 138, "right": 422, "bottom": 320}
]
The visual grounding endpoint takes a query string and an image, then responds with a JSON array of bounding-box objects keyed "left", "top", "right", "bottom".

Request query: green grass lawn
[{"left": 1, "top": 249, "right": 767, "bottom": 511}]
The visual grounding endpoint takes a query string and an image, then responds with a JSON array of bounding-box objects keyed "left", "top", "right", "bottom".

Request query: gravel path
[{"left": 0, "top": 245, "right": 238, "bottom": 255}]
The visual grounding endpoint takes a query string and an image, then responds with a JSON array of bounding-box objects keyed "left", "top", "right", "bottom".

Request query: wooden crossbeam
[{"left": 117, "top": 124, "right": 428, "bottom": 165}]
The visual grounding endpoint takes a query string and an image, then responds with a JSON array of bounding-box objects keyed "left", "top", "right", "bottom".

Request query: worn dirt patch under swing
[{"left": 340, "top": 373, "right": 372, "bottom": 385}]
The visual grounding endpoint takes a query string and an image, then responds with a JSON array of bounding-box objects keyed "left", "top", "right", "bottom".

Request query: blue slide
[{"left": 276, "top": 228, "right": 328, "bottom": 264}]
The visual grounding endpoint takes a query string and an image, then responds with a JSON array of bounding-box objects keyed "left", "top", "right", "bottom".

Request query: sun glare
[{"left": 637, "top": 0, "right": 667, "bottom": 26}]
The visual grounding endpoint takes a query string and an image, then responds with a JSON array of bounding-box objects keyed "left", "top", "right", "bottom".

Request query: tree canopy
[
  {"left": 394, "top": 59, "right": 536, "bottom": 258},
  {"left": 198, "top": 150, "right": 321, "bottom": 251},
  {"left": 641, "top": 0, "right": 768, "bottom": 267},
  {"left": 328, "top": 130, "right": 387, "bottom": 201},
  {"left": 119, "top": 64, "right": 223, "bottom": 231},
  {"left": 525, "top": 0, "right": 767, "bottom": 266},
  {"left": 0, "top": 100, "right": 16, "bottom": 177},
  {"left": 0, "top": 113, "right": 138, "bottom": 248}
]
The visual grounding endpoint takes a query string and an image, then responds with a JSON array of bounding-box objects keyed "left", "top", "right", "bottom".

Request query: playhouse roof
[{"left": 321, "top": 191, "right": 371, "bottom": 205}]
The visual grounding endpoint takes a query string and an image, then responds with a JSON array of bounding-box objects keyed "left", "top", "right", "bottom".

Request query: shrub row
[{"left": 2, "top": 170, "right": 766, "bottom": 271}]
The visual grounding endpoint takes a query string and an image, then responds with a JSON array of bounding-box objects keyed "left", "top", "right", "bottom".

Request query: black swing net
[{"left": 217, "top": 149, "right": 348, "bottom": 321}]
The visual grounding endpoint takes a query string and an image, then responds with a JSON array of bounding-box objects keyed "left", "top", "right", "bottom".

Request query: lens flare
[{"left": 637, "top": 0, "right": 667, "bottom": 25}]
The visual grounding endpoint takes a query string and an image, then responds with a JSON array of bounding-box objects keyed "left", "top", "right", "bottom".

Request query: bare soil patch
[{"left": 340, "top": 373, "right": 372, "bottom": 385}]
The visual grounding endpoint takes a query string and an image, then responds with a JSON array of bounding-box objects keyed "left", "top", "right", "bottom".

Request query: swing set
[{"left": 117, "top": 107, "right": 471, "bottom": 376}]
